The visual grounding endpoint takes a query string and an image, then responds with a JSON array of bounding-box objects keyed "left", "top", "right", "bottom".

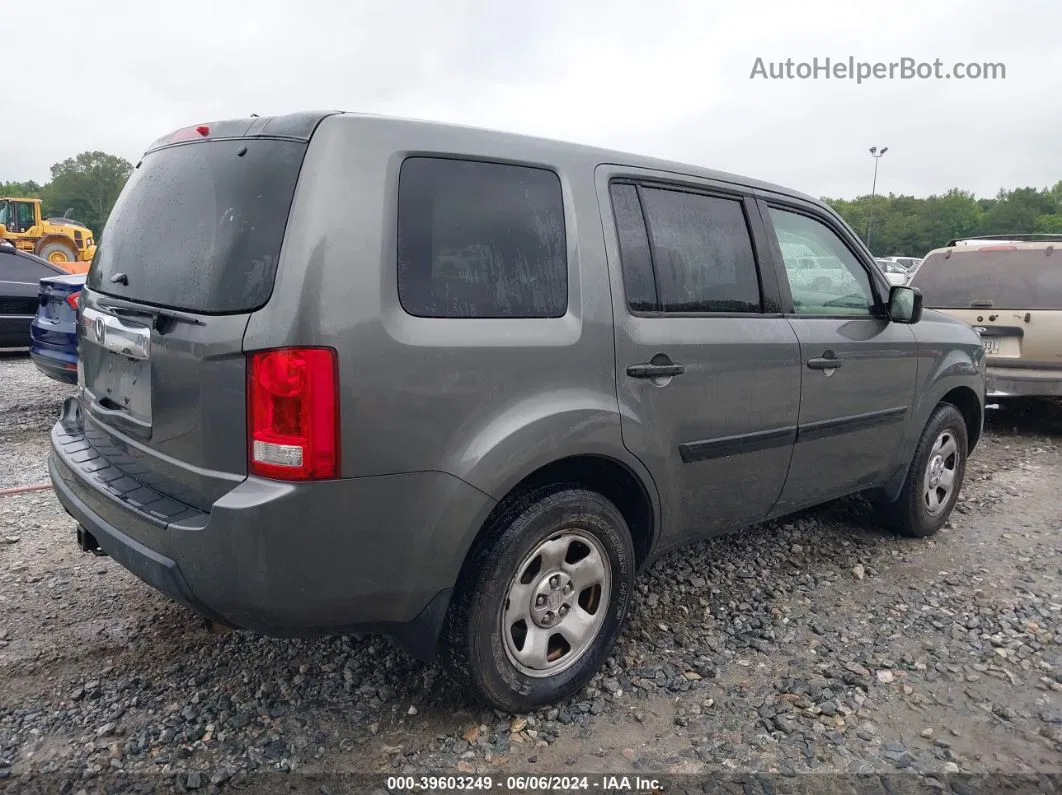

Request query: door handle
[
  {"left": 807, "top": 353, "right": 843, "bottom": 370},
  {"left": 627, "top": 362, "right": 685, "bottom": 378}
]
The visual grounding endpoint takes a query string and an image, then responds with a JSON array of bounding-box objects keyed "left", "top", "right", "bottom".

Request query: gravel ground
[{"left": 2, "top": 353, "right": 1062, "bottom": 793}]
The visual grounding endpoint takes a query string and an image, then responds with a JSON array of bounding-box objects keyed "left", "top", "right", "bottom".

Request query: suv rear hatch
[
  {"left": 909, "top": 243, "right": 1062, "bottom": 363},
  {"left": 77, "top": 113, "right": 335, "bottom": 513}
]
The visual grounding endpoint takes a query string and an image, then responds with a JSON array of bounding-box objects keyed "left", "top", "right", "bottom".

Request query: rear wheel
[
  {"left": 441, "top": 487, "right": 635, "bottom": 712},
  {"left": 38, "top": 241, "right": 77, "bottom": 265},
  {"left": 878, "top": 404, "right": 968, "bottom": 537}
]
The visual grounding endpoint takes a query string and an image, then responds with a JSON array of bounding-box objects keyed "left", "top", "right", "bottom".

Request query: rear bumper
[
  {"left": 986, "top": 366, "right": 1062, "bottom": 398},
  {"left": 50, "top": 452, "right": 225, "bottom": 621},
  {"left": 48, "top": 397, "right": 496, "bottom": 658},
  {"left": 29, "top": 340, "right": 78, "bottom": 384}
]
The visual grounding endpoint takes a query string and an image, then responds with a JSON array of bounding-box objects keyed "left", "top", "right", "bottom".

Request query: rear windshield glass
[
  {"left": 87, "top": 138, "right": 307, "bottom": 314},
  {"left": 911, "top": 249, "right": 1062, "bottom": 309}
]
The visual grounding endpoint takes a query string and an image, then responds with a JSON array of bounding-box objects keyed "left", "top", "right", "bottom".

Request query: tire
[
  {"left": 878, "top": 403, "right": 968, "bottom": 538},
  {"left": 37, "top": 241, "right": 76, "bottom": 265},
  {"left": 441, "top": 487, "right": 636, "bottom": 712}
]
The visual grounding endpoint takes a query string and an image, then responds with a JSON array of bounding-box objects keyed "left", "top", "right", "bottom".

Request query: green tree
[
  {"left": 0, "top": 180, "right": 43, "bottom": 198},
  {"left": 982, "top": 186, "right": 1056, "bottom": 233},
  {"left": 927, "top": 189, "right": 983, "bottom": 244},
  {"left": 42, "top": 151, "right": 133, "bottom": 234},
  {"left": 823, "top": 182, "right": 1060, "bottom": 257},
  {"left": 1034, "top": 213, "right": 1062, "bottom": 233}
]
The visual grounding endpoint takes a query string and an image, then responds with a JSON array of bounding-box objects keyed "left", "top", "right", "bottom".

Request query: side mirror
[{"left": 888, "top": 285, "right": 923, "bottom": 324}]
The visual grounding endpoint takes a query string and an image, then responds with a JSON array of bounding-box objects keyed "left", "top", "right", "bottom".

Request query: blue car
[{"left": 30, "top": 272, "right": 85, "bottom": 384}]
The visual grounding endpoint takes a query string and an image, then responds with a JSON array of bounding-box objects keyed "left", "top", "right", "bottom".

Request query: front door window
[{"left": 769, "top": 207, "right": 876, "bottom": 316}]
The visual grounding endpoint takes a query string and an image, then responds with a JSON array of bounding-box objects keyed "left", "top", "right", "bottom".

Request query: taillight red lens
[
  {"left": 247, "top": 348, "right": 339, "bottom": 480},
  {"left": 65, "top": 291, "right": 80, "bottom": 310}
]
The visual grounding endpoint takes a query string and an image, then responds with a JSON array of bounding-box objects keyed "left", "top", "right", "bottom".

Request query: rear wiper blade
[{"left": 95, "top": 295, "right": 206, "bottom": 327}]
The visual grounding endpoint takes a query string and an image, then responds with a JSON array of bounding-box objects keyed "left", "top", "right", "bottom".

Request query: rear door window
[
  {"left": 911, "top": 249, "right": 1062, "bottom": 309},
  {"left": 638, "top": 187, "right": 762, "bottom": 313},
  {"left": 396, "top": 157, "right": 567, "bottom": 318},
  {"left": 608, "top": 183, "right": 657, "bottom": 311},
  {"left": 87, "top": 138, "right": 308, "bottom": 314}
]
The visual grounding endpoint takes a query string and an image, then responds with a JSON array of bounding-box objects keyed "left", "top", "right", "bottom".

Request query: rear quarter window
[
  {"left": 911, "top": 249, "right": 1062, "bottom": 309},
  {"left": 396, "top": 157, "right": 568, "bottom": 318}
]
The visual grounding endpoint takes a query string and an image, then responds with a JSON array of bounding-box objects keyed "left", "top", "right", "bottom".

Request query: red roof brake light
[
  {"left": 168, "top": 124, "right": 211, "bottom": 143},
  {"left": 979, "top": 245, "right": 1018, "bottom": 251},
  {"left": 247, "top": 348, "right": 339, "bottom": 481}
]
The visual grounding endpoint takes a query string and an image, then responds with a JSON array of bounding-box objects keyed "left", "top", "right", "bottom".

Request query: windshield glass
[
  {"left": 0, "top": 201, "right": 8, "bottom": 228},
  {"left": 87, "top": 138, "right": 307, "bottom": 314},
  {"left": 911, "top": 249, "right": 1062, "bottom": 309}
]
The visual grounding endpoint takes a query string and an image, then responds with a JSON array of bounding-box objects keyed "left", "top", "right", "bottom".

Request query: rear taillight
[
  {"left": 247, "top": 348, "right": 339, "bottom": 480},
  {"left": 65, "top": 291, "right": 80, "bottom": 311}
]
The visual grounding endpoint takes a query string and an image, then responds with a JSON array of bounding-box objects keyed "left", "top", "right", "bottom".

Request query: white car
[
  {"left": 882, "top": 255, "right": 923, "bottom": 271},
  {"left": 787, "top": 255, "right": 852, "bottom": 292},
  {"left": 876, "top": 258, "right": 909, "bottom": 286}
]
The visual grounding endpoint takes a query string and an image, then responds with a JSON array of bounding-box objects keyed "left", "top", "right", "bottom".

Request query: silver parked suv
[{"left": 49, "top": 111, "right": 986, "bottom": 711}]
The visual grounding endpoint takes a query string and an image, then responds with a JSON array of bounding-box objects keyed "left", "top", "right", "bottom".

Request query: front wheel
[
  {"left": 878, "top": 403, "right": 968, "bottom": 537},
  {"left": 38, "top": 241, "right": 77, "bottom": 265},
  {"left": 441, "top": 488, "right": 635, "bottom": 712}
]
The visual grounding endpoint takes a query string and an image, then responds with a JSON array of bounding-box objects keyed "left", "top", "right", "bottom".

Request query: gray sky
[{"left": 4, "top": 0, "right": 1059, "bottom": 199}]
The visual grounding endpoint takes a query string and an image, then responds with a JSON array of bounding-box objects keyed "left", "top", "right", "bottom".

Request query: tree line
[
  {"left": 4, "top": 150, "right": 1060, "bottom": 259},
  {"left": 1, "top": 151, "right": 132, "bottom": 239},
  {"left": 827, "top": 182, "right": 1062, "bottom": 257}
]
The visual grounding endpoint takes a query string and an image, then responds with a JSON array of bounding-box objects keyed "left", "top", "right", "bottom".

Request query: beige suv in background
[{"left": 909, "top": 234, "right": 1062, "bottom": 400}]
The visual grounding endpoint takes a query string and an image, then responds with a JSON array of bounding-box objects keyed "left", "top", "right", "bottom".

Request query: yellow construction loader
[{"left": 0, "top": 197, "right": 96, "bottom": 265}]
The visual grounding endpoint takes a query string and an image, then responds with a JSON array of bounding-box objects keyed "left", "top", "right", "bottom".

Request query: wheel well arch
[
  {"left": 939, "top": 385, "right": 982, "bottom": 452},
  {"left": 457, "top": 455, "right": 656, "bottom": 585}
]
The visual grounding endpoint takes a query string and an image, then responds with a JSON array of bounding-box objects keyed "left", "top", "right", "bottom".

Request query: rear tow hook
[{"left": 76, "top": 525, "right": 107, "bottom": 556}]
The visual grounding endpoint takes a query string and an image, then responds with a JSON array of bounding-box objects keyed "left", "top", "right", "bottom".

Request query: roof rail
[{"left": 946, "top": 233, "right": 1062, "bottom": 247}]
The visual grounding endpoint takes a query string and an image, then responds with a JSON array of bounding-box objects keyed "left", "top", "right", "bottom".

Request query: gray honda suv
[{"left": 48, "top": 111, "right": 986, "bottom": 712}]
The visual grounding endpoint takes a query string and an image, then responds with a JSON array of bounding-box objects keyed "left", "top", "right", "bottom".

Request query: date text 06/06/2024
[{"left": 384, "top": 774, "right": 664, "bottom": 792}]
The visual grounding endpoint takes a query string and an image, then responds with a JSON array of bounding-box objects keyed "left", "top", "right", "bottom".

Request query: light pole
[{"left": 866, "top": 145, "right": 888, "bottom": 251}]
